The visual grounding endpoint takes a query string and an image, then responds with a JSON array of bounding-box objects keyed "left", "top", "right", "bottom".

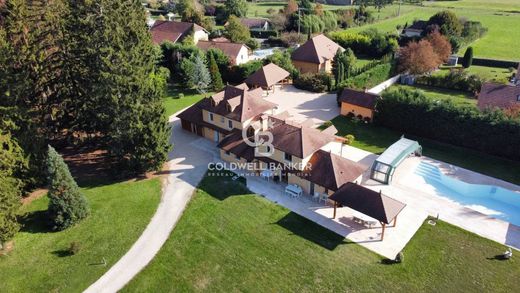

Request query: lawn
[
  {"left": 327, "top": 116, "right": 520, "bottom": 185},
  {"left": 388, "top": 84, "right": 477, "bottom": 108},
  {"left": 124, "top": 171, "right": 520, "bottom": 292},
  {"left": 0, "top": 178, "right": 161, "bottom": 293},
  {"left": 435, "top": 65, "right": 513, "bottom": 83},
  {"left": 163, "top": 84, "right": 209, "bottom": 118},
  {"left": 344, "top": 2, "right": 520, "bottom": 60}
]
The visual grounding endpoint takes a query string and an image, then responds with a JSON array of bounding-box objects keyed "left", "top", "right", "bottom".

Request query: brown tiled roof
[
  {"left": 300, "top": 150, "right": 367, "bottom": 192},
  {"left": 240, "top": 18, "right": 269, "bottom": 29},
  {"left": 211, "top": 37, "right": 231, "bottom": 43},
  {"left": 245, "top": 63, "right": 290, "bottom": 88},
  {"left": 477, "top": 82, "right": 520, "bottom": 110},
  {"left": 267, "top": 118, "right": 336, "bottom": 158},
  {"left": 338, "top": 88, "right": 380, "bottom": 110},
  {"left": 197, "top": 41, "right": 248, "bottom": 65},
  {"left": 329, "top": 183, "right": 406, "bottom": 224},
  {"left": 218, "top": 129, "right": 255, "bottom": 161},
  {"left": 199, "top": 84, "right": 277, "bottom": 122},
  {"left": 291, "top": 34, "right": 343, "bottom": 64},
  {"left": 177, "top": 100, "right": 232, "bottom": 135},
  {"left": 150, "top": 20, "right": 205, "bottom": 44}
]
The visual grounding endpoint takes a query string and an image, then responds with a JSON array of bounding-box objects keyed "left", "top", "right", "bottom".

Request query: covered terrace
[
  {"left": 245, "top": 63, "right": 290, "bottom": 95},
  {"left": 329, "top": 182, "right": 406, "bottom": 241}
]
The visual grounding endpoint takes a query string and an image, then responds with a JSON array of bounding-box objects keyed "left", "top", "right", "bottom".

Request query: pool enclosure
[{"left": 370, "top": 137, "right": 422, "bottom": 184}]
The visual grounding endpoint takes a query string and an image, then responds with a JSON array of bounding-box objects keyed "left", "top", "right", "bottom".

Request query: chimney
[{"left": 261, "top": 115, "right": 269, "bottom": 131}]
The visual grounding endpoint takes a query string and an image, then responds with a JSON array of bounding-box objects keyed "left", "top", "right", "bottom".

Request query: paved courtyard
[{"left": 264, "top": 85, "right": 339, "bottom": 126}]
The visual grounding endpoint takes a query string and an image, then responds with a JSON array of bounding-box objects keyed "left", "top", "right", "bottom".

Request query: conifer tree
[
  {"left": 46, "top": 145, "right": 89, "bottom": 231},
  {"left": 0, "top": 126, "right": 25, "bottom": 248},
  {"left": 208, "top": 53, "right": 224, "bottom": 91},
  {"left": 461, "top": 47, "right": 473, "bottom": 68}
]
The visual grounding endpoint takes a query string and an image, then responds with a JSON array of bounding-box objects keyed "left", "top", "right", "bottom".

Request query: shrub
[
  {"left": 329, "top": 29, "right": 398, "bottom": 58},
  {"left": 250, "top": 29, "right": 278, "bottom": 39},
  {"left": 68, "top": 241, "right": 81, "bottom": 255},
  {"left": 294, "top": 73, "right": 332, "bottom": 92},
  {"left": 415, "top": 70, "right": 483, "bottom": 94},
  {"left": 376, "top": 88, "right": 520, "bottom": 161}
]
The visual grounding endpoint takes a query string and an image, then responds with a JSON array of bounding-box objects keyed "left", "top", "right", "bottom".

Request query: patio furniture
[
  {"left": 285, "top": 184, "right": 302, "bottom": 198},
  {"left": 319, "top": 193, "right": 328, "bottom": 204},
  {"left": 312, "top": 192, "right": 320, "bottom": 202},
  {"left": 352, "top": 212, "right": 378, "bottom": 228},
  {"left": 260, "top": 169, "right": 273, "bottom": 181}
]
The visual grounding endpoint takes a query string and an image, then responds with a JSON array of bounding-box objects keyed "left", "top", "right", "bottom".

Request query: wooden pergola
[
  {"left": 329, "top": 182, "right": 406, "bottom": 241},
  {"left": 245, "top": 63, "right": 290, "bottom": 94}
]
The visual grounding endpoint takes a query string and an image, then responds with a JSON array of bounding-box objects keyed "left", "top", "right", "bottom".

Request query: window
[
  {"left": 235, "top": 154, "right": 240, "bottom": 160},
  {"left": 284, "top": 152, "right": 292, "bottom": 162},
  {"left": 228, "top": 120, "right": 233, "bottom": 129},
  {"left": 209, "top": 113, "right": 214, "bottom": 121},
  {"left": 225, "top": 151, "right": 231, "bottom": 156},
  {"left": 220, "top": 116, "right": 224, "bottom": 123},
  {"left": 517, "top": 94, "right": 520, "bottom": 101}
]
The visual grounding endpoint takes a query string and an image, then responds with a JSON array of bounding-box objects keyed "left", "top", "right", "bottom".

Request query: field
[
  {"left": 327, "top": 116, "right": 520, "bottom": 185},
  {"left": 163, "top": 85, "right": 209, "bottom": 118},
  {"left": 0, "top": 179, "right": 161, "bottom": 293},
  {"left": 388, "top": 84, "right": 477, "bottom": 107},
  {"left": 124, "top": 171, "right": 520, "bottom": 292}
]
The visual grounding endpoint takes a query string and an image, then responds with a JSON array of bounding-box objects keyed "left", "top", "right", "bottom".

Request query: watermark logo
[{"left": 241, "top": 119, "right": 274, "bottom": 157}]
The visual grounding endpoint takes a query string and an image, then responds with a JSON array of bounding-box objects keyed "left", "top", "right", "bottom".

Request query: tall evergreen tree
[
  {"left": 208, "top": 53, "right": 224, "bottom": 91},
  {"left": 46, "top": 145, "right": 89, "bottom": 231},
  {"left": 192, "top": 54, "right": 212, "bottom": 93},
  {"left": 461, "top": 47, "right": 473, "bottom": 68},
  {"left": 0, "top": 125, "right": 25, "bottom": 248}
]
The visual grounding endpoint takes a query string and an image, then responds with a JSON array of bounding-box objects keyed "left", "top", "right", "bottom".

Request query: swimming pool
[{"left": 414, "top": 162, "right": 520, "bottom": 226}]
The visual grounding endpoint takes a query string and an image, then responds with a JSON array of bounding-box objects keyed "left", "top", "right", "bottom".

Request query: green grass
[
  {"left": 0, "top": 179, "right": 161, "bottom": 293},
  {"left": 343, "top": 3, "right": 520, "bottom": 60},
  {"left": 124, "top": 171, "right": 520, "bottom": 292},
  {"left": 389, "top": 84, "right": 477, "bottom": 108},
  {"left": 163, "top": 85, "right": 209, "bottom": 118},
  {"left": 327, "top": 116, "right": 520, "bottom": 185},
  {"left": 434, "top": 65, "right": 513, "bottom": 83}
]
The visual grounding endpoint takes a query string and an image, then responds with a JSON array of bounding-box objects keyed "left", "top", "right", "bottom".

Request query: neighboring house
[
  {"left": 240, "top": 18, "right": 271, "bottom": 31},
  {"left": 245, "top": 63, "right": 290, "bottom": 93},
  {"left": 197, "top": 40, "right": 250, "bottom": 65},
  {"left": 338, "top": 88, "right": 380, "bottom": 121},
  {"left": 401, "top": 20, "right": 428, "bottom": 38},
  {"left": 218, "top": 115, "right": 367, "bottom": 195},
  {"left": 177, "top": 83, "right": 276, "bottom": 142},
  {"left": 477, "top": 82, "right": 520, "bottom": 110},
  {"left": 291, "top": 34, "right": 344, "bottom": 74},
  {"left": 150, "top": 20, "right": 208, "bottom": 45}
]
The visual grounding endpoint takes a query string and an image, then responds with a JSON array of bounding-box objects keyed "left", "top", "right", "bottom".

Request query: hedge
[
  {"left": 328, "top": 30, "right": 398, "bottom": 58},
  {"left": 415, "top": 70, "right": 483, "bottom": 94},
  {"left": 375, "top": 89, "right": 520, "bottom": 161},
  {"left": 294, "top": 73, "right": 332, "bottom": 93},
  {"left": 461, "top": 57, "right": 519, "bottom": 69},
  {"left": 337, "top": 63, "right": 394, "bottom": 91}
]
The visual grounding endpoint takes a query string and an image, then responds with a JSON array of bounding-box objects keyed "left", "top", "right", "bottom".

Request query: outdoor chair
[{"left": 312, "top": 192, "right": 320, "bottom": 202}]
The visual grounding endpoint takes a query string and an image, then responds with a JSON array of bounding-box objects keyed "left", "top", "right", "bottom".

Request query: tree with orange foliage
[
  {"left": 284, "top": 0, "right": 298, "bottom": 16},
  {"left": 426, "top": 31, "right": 452, "bottom": 63},
  {"left": 504, "top": 104, "right": 520, "bottom": 119},
  {"left": 398, "top": 39, "right": 440, "bottom": 75},
  {"left": 314, "top": 3, "right": 324, "bottom": 16}
]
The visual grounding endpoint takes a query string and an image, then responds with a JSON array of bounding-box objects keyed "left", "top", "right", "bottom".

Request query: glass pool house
[{"left": 370, "top": 137, "right": 422, "bottom": 184}]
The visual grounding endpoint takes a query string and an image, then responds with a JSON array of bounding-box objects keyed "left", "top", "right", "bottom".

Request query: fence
[{"left": 368, "top": 74, "right": 401, "bottom": 94}]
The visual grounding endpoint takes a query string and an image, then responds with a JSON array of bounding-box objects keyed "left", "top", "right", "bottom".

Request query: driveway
[
  {"left": 84, "top": 115, "right": 217, "bottom": 293},
  {"left": 264, "top": 85, "right": 339, "bottom": 127}
]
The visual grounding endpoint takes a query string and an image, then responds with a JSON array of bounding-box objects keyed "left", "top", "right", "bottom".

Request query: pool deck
[{"left": 389, "top": 156, "right": 520, "bottom": 250}]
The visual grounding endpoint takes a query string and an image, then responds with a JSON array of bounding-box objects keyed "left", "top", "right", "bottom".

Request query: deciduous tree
[
  {"left": 225, "top": 15, "right": 251, "bottom": 43},
  {"left": 426, "top": 31, "right": 452, "bottom": 63},
  {"left": 224, "top": 0, "right": 248, "bottom": 18},
  {"left": 398, "top": 39, "right": 439, "bottom": 74}
]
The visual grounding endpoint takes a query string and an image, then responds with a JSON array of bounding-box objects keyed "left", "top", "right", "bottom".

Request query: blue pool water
[{"left": 415, "top": 162, "right": 520, "bottom": 226}]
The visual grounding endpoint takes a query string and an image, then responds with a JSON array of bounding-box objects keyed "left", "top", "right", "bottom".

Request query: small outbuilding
[
  {"left": 338, "top": 88, "right": 380, "bottom": 121},
  {"left": 245, "top": 63, "right": 290, "bottom": 94},
  {"left": 329, "top": 182, "right": 406, "bottom": 240},
  {"left": 370, "top": 137, "right": 422, "bottom": 184}
]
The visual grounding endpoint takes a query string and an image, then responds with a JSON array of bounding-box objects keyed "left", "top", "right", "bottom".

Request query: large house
[
  {"left": 196, "top": 40, "right": 250, "bottom": 65},
  {"left": 477, "top": 82, "right": 520, "bottom": 110},
  {"left": 177, "top": 83, "right": 276, "bottom": 142},
  {"left": 217, "top": 115, "right": 367, "bottom": 195},
  {"left": 338, "top": 88, "right": 380, "bottom": 121},
  {"left": 150, "top": 20, "right": 208, "bottom": 45},
  {"left": 291, "top": 34, "right": 344, "bottom": 74}
]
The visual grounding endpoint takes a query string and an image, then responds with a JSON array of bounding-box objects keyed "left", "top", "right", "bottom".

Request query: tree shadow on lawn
[
  {"left": 19, "top": 210, "right": 54, "bottom": 234},
  {"left": 51, "top": 249, "right": 73, "bottom": 257},
  {"left": 275, "top": 212, "right": 350, "bottom": 251},
  {"left": 198, "top": 169, "right": 250, "bottom": 201}
]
